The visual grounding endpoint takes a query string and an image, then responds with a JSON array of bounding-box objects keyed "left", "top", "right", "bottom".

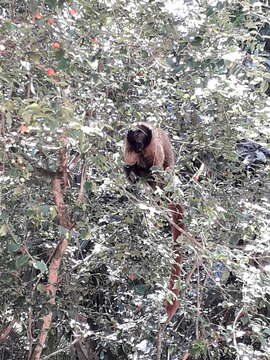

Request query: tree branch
[{"left": 29, "top": 138, "right": 72, "bottom": 360}]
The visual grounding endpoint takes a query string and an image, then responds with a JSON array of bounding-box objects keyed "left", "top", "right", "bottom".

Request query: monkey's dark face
[{"left": 127, "top": 125, "right": 152, "bottom": 153}]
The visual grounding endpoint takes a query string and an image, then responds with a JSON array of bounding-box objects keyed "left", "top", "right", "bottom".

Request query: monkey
[
  {"left": 123, "top": 123, "right": 174, "bottom": 187},
  {"left": 124, "top": 122, "right": 185, "bottom": 315},
  {"left": 123, "top": 123, "right": 185, "bottom": 343}
]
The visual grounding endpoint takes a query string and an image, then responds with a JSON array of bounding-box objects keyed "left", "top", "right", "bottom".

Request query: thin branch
[
  {"left": 27, "top": 308, "right": 33, "bottom": 360},
  {"left": 182, "top": 353, "right": 190, "bottom": 360},
  {"left": 186, "top": 259, "right": 201, "bottom": 285},
  {"left": 41, "top": 336, "right": 83, "bottom": 359},
  {"left": 232, "top": 306, "right": 245, "bottom": 360},
  {"left": 77, "top": 160, "right": 87, "bottom": 204},
  {"left": 0, "top": 320, "right": 16, "bottom": 343},
  {"left": 59, "top": 133, "right": 68, "bottom": 189},
  {"left": 195, "top": 259, "right": 201, "bottom": 339}
]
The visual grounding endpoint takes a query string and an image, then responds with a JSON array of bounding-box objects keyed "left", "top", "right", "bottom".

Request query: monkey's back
[{"left": 154, "top": 127, "right": 175, "bottom": 170}]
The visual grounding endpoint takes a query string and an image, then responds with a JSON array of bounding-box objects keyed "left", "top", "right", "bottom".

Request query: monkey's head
[{"left": 127, "top": 124, "right": 152, "bottom": 153}]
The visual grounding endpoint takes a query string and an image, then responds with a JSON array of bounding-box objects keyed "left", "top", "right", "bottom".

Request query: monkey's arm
[
  {"left": 124, "top": 165, "right": 137, "bottom": 183},
  {"left": 143, "top": 141, "right": 165, "bottom": 169},
  {"left": 162, "top": 136, "right": 175, "bottom": 170},
  {"left": 124, "top": 148, "right": 139, "bottom": 166}
]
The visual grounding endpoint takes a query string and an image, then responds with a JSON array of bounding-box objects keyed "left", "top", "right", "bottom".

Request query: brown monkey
[
  {"left": 124, "top": 123, "right": 174, "bottom": 186},
  {"left": 124, "top": 123, "right": 185, "bottom": 333}
]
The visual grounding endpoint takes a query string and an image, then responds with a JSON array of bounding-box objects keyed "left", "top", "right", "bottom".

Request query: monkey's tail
[
  {"left": 166, "top": 203, "right": 185, "bottom": 322},
  {"left": 156, "top": 203, "right": 185, "bottom": 360}
]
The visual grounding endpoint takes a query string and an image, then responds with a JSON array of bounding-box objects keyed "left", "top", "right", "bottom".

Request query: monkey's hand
[{"left": 124, "top": 165, "right": 138, "bottom": 184}]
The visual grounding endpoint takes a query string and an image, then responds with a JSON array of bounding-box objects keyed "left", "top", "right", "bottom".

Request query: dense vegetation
[{"left": 0, "top": 0, "right": 270, "bottom": 359}]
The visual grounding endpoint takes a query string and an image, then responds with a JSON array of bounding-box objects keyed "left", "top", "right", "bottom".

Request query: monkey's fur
[{"left": 124, "top": 123, "right": 174, "bottom": 185}]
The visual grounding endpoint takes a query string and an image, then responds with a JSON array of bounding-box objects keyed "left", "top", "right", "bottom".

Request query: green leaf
[
  {"left": 0, "top": 21, "right": 16, "bottom": 33},
  {"left": 191, "top": 36, "right": 203, "bottom": 46},
  {"left": 122, "top": 82, "right": 131, "bottom": 92},
  {"left": 57, "top": 57, "right": 70, "bottom": 70},
  {"left": 45, "top": 0, "right": 57, "bottom": 9},
  {"left": 15, "top": 255, "right": 28, "bottom": 269},
  {"left": 25, "top": 103, "right": 41, "bottom": 111},
  {"left": 206, "top": 6, "right": 214, "bottom": 17},
  {"left": 260, "top": 80, "right": 269, "bottom": 93},
  {"left": 190, "top": 340, "right": 207, "bottom": 356},
  {"left": 120, "top": 47, "right": 127, "bottom": 55},
  {"left": 49, "top": 206, "right": 58, "bottom": 219},
  {"left": 33, "top": 260, "right": 48, "bottom": 274},
  {"left": 134, "top": 283, "right": 146, "bottom": 296},
  {"left": 7, "top": 242, "right": 20, "bottom": 252},
  {"left": 54, "top": 48, "right": 65, "bottom": 60},
  {"left": 84, "top": 181, "right": 93, "bottom": 191},
  {"left": 58, "top": 0, "right": 66, "bottom": 7},
  {"left": 0, "top": 224, "right": 8, "bottom": 236},
  {"left": 141, "top": 50, "right": 149, "bottom": 58}
]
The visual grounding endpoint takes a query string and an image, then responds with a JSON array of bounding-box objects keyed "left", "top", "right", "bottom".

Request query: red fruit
[
  {"left": 69, "top": 8, "right": 77, "bottom": 15},
  {"left": 52, "top": 42, "right": 61, "bottom": 49},
  {"left": 18, "top": 125, "right": 29, "bottom": 133},
  {"left": 47, "top": 18, "right": 56, "bottom": 24},
  {"left": 33, "top": 12, "right": 42, "bottom": 21},
  {"left": 90, "top": 37, "right": 99, "bottom": 44},
  {"left": 128, "top": 273, "right": 137, "bottom": 280},
  {"left": 47, "top": 68, "right": 55, "bottom": 76}
]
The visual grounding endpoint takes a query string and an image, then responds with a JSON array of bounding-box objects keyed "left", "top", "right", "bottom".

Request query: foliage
[{"left": 0, "top": 0, "right": 270, "bottom": 359}]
